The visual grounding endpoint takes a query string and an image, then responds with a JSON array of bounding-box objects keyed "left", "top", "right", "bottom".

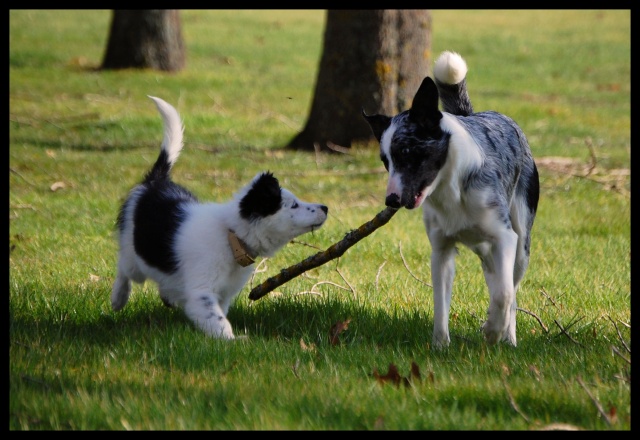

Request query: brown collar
[{"left": 227, "top": 230, "right": 257, "bottom": 267}]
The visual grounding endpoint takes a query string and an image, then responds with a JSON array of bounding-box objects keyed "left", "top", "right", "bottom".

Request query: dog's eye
[{"left": 402, "top": 147, "right": 411, "bottom": 156}]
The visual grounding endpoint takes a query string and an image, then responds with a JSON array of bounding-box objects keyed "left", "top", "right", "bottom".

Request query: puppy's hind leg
[
  {"left": 183, "top": 293, "right": 235, "bottom": 340},
  {"left": 111, "top": 254, "right": 145, "bottom": 311}
]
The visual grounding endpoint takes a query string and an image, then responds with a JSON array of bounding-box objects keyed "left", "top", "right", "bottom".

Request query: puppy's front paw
[
  {"left": 209, "top": 320, "right": 235, "bottom": 340},
  {"left": 111, "top": 275, "right": 131, "bottom": 311}
]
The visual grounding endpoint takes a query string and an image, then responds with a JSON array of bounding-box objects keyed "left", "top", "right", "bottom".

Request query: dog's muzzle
[{"left": 385, "top": 194, "right": 402, "bottom": 209}]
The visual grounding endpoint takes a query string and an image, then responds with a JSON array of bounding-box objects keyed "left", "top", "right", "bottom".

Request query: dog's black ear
[
  {"left": 409, "top": 77, "right": 443, "bottom": 131},
  {"left": 362, "top": 108, "right": 391, "bottom": 143},
  {"left": 239, "top": 172, "right": 282, "bottom": 220}
]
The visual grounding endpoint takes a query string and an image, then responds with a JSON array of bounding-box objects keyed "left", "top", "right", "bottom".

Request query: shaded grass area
[{"left": 10, "top": 10, "right": 629, "bottom": 430}]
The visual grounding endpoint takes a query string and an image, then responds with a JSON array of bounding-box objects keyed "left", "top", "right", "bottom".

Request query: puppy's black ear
[
  {"left": 409, "top": 77, "right": 443, "bottom": 132},
  {"left": 239, "top": 172, "right": 282, "bottom": 220},
  {"left": 362, "top": 108, "right": 391, "bottom": 142}
]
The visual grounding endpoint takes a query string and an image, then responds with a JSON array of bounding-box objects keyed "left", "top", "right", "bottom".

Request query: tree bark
[
  {"left": 101, "top": 10, "right": 185, "bottom": 72},
  {"left": 286, "top": 10, "right": 432, "bottom": 151}
]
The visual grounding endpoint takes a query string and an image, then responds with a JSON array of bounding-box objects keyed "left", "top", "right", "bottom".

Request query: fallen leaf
[
  {"left": 410, "top": 361, "right": 421, "bottom": 381},
  {"left": 373, "top": 361, "right": 422, "bottom": 388},
  {"left": 529, "top": 364, "right": 542, "bottom": 381},
  {"left": 373, "top": 363, "right": 402, "bottom": 386},
  {"left": 50, "top": 181, "right": 66, "bottom": 192},
  {"left": 299, "top": 338, "right": 316, "bottom": 353},
  {"left": 89, "top": 274, "right": 100, "bottom": 282},
  {"left": 329, "top": 318, "right": 351, "bottom": 346}
]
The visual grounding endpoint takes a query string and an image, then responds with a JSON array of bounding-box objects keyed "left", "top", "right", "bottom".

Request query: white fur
[
  {"left": 366, "top": 52, "right": 539, "bottom": 349},
  {"left": 112, "top": 97, "right": 328, "bottom": 339},
  {"left": 433, "top": 51, "right": 468, "bottom": 85},
  {"left": 148, "top": 95, "right": 184, "bottom": 167}
]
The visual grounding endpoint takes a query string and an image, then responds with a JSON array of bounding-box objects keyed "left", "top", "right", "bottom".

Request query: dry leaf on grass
[
  {"left": 329, "top": 318, "right": 351, "bottom": 346},
  {"left": 50, "top": 181, "right": 66, "bottom": 191},
  {"left": 373, "top": 361, "right": 422, "bottom": 388}
]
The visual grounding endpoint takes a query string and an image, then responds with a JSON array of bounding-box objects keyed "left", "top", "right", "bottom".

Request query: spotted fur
[
  {"left": 364, "top": 51, "right": 539, "bottom": 347},
  {"left": 112, "top": 96, "right": 328, "bottom": 339}
]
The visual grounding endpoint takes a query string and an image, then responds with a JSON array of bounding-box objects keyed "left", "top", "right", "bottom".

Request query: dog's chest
[{"left": 423, "top": 188, "right": 493, "bottom": 246}]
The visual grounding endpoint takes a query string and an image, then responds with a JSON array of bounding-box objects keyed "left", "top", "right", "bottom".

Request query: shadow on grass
[
  {"left": 9, "top": 287, "right": 469, "bottom": 350},
  {"left": 9, "top": 133, "right": 154, "bottom": 152}
]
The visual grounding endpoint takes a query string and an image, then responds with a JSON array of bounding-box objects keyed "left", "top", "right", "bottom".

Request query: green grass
[{"left": 10, "top": 10, "right": 630, "bottom": 430}]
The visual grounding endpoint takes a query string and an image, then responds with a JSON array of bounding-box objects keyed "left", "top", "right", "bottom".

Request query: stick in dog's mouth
[{"left": 249, "top": 206, "right": 398, "bottom": 301}]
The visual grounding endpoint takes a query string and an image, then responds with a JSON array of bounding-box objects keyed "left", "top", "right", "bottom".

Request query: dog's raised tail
[
  {"left": 433, "top": 51, "right": 474, "bottom": 117},
  {"left": 144, "top": 96, "right": 185, "bottom": 182}
]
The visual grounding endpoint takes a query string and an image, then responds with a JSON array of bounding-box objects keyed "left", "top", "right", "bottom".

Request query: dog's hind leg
[
  {"left": 508, "top": 201, "right": 536, "bottom": 342},
  {"left": 183, "top": 293, "right": 235, "bottom": 339},
  {"left": 480, "top": 229, "right": 519, "bottom": 346}
]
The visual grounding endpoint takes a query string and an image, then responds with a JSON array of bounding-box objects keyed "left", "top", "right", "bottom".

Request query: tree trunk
[
  {"left": 101, "top": 10, "right": 185, "bottom": 72},
  {"left": 286, "top": 10, "right": 432, "bottom": 152}
]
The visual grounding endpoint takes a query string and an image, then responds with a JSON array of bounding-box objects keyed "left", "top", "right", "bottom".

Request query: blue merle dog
[{"left": 363, "top": 51, "right": 539, "bottom": 348}]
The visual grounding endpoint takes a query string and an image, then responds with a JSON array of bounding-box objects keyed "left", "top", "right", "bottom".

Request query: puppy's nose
[
  {"left": 320, "top": 205, "right": 328, "bottom": 214},
  {"left": 385, "top": 194, "right": 401, "bottom": 208}
]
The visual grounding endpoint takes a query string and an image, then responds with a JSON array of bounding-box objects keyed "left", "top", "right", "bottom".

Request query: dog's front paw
[
  {"left": 481, "top": 319, "right": 513, "bottom": 345},
  {"left": 432, "top": 331, "right": 451, "bottom": 349}
]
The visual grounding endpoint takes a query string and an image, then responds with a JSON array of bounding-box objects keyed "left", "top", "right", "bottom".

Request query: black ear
[
  {"left": 362, "top": 108, "right": 391, "bottom": 142},
  {"left": 409, "top": 77, "right": 442, "bottom": 131},
  {"left": 239, "top": 172, "right": 282, "bottom": 220}
]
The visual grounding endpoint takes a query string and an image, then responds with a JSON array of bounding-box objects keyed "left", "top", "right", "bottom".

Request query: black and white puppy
[
  {"left": 363, "top": 51, "right": 539, "bottom": 348},
  {"left": 112, "top": 96, "right": 328, "bottom": 339}
]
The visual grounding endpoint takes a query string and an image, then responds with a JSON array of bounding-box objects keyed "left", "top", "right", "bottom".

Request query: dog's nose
[
  {"left": 320, "top": 205, "right": 328, "bottom": 214},
  {"left": 385, "top": 194, "right": 401, "bottom": 208}
]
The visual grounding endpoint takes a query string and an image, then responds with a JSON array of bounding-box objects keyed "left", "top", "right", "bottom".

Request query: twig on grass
[
  {"left": 610, "top": 345, "right": 631, "bottom": 365},
  {"left": 375, "top": 260, "right": 387, "bottom": 291},
  {"left": 553, "top": 317, "right": 585, "bottom": 348},
  {"left": 336, "top": 268, "right": 356, "bottom": 299},
  {"left": 539, "top": 287, "right": 559, "bottom": 309},
  {"left": 248, "top": 207, "right": 398, "bottom": 301},
  {"left": 10, "top": 167, "right": 38, "bottom": 188},
  {"left": 249, "top": 258, "right": 270, "bottom": 290},
  {"left": 298, "top": 281, "right": 350, "bottom": 297},
  {"left": 576, "top": 376, "right": 612, "bottom": 427},
  {"left": 516, "top": 307, "right": 549, "bottom": 333},
  {"left": 502, "top": 377, "right": 530, "bottom": 424},
  {"left": 607, "top": 315, "right": 630, "bottom": 354},
  {"left": 398, "top": 242, "right": 431, "bottom": 287}
]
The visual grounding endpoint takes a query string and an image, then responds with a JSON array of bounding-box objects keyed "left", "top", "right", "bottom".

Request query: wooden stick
[{"left": 249, "top": 206, "right": 398, "bottom": 301}]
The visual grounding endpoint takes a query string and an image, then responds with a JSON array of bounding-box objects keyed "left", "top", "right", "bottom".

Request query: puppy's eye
[
  {"left": 402, "top": 147, "right": 411, "bottom": 156},
  {"left": 291, "top": 202, "right": 299, "bottom": 209}
]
